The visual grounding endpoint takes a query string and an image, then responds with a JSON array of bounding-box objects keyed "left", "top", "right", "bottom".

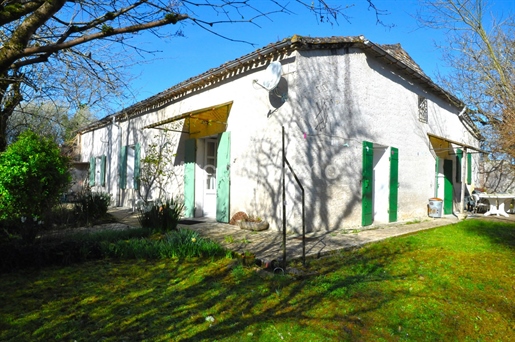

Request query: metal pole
[
  {"left": 302, "top": 185, "right": 305, "bottom": 266},
  {"left": 282, "top": 126, "right": 287, "bottom": 271},
  {"left": 284, "top": 156, "right": 306, "bottom": 266}
]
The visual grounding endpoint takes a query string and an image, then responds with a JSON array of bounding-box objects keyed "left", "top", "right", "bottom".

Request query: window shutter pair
[
  {"left": 89, "top": 155, "right": 106, "bottom": 186},
  {"left": 455, "top": 149, "right": 472, "bottom": 185},
  {"left": 119, "top": 144, "right": 140, "bottom": 189}
]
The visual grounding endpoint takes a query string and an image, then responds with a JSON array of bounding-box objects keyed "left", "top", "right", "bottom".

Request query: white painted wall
[{"left": 79, "top": 44, "right": 480, "bottom": 231}]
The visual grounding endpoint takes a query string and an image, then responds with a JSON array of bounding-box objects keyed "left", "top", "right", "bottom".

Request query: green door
[
  {"left": 389, "top": 147, "right": 399, "bottom": 223},
  {"left": 184, "top": 139, "right": 196, "bottom": 217},
  {"left": 362, "top": 141, "right": 374, "bottom": 226},
  {"left": 216, "top": 132, "right": 231, "bottom": 223},
  {"left": 443, "top": 159, "right": 453, "bottom": 215}
]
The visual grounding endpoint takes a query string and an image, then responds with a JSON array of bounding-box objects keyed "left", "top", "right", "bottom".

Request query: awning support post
[
  {"left": 281, "top": 126, "right": 306, "bottom": 269},
  {"left": 461, "top": 147, "right": 468, "bottom": 213}
]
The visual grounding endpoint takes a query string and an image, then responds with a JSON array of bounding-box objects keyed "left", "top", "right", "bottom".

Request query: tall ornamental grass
[
  {"left": 0, "top": 228, "right": 225, "bottom": 273},
  {"left": 138, "top": 198, "right": 185, "bottom": 232}
]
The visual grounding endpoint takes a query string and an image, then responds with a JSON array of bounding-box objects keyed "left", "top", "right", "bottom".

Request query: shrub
[
  {"left": 74, "top": 185, "right": 111, "bottom": 224},
  {"left": 138, "top": 198, "right": 185, "bottom": 233},
  {"left": 0, "top": 130, "right": 70, "bottom": 241},
  {"left": 0, "top": 228, "right": 151, "bottom": 272},
  {"left": 99, "top": 229, "right": 225, "bottom": 260},
  {"left": 0, "top": 227, "right": 226, "bottom": 273}
]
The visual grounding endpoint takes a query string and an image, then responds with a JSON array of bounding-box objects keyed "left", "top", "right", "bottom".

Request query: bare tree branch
[{"left": 0, "top": 0, "right": 378, "bottom": 151}]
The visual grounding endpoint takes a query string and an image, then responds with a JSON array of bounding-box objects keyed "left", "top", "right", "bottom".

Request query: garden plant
[{"left": 0, "top": 130, "right": 70, "bottom": 241}]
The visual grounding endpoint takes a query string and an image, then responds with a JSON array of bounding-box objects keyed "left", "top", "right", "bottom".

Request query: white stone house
[{"left": 77, "top": 35, "right": 482, "bottom": 232}]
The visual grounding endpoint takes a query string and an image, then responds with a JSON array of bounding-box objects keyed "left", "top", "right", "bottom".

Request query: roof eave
[{"left": 78, "top": 35, "right": 476, "bottom": 135}]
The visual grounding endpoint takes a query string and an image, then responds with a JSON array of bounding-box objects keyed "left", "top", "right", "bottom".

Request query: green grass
[{"left": 0, "top": 219, "right": 514, "bottom": 341}]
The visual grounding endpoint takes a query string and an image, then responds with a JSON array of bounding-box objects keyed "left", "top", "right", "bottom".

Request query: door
[
  {"left": 443, "top": 159, "right": 453, "bottom": 215},
  {"left": 216, "top": 132, "right": 231, "bottom": 223},
  {"left": 389, "top": 147, "right": 399, "bottom": 222},
  {"left": 184, "top": 139, "right": 196, "bottom": 217},
  {"left": 203, "top": 138, "right": 218, "bottom": 217},
  {"left": 362, "top": 141, "right": 374, "bottom": 226}
]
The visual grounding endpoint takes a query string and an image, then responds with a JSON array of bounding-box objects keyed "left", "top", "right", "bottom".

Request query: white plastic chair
[{"left": 472, "top": 194, "right": 489, "bottom": 214}]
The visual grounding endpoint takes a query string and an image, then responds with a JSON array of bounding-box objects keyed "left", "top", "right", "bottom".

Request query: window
[
  {"left": 456, "top": 149, "right": 463, "bottom": 183},
  {"left": 418, "top": 95, "right": 428, "bottom": 123},
  {"left": 205, "top": 139, "right": 217, "bottom": 191},
  {"left": 89, "top": 155, "right": 106, "bottom": 187},
  {"left": 119, "top": 144, "right": 140, "bottom": 189}
]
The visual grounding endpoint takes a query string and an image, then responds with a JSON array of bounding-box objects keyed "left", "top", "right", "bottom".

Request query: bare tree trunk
[
  {"left": 0, "top": 110, "right": 8, "bottom": 152},
  {"left": 0, "top": 72, "right": 22, "bottom": 151}
]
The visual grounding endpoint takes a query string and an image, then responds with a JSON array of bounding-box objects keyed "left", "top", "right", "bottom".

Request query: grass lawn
[{"left": 0, "top": 219, "right": 514, "bottom": 341}]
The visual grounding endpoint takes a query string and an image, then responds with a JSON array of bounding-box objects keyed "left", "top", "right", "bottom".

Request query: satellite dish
[{"left": 255, "top": 61, "right": 282, "bottom": 91}]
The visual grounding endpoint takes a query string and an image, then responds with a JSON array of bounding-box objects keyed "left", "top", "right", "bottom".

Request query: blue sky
[{"left": 120, "top": 0, "right": 514, "bottom": 108}]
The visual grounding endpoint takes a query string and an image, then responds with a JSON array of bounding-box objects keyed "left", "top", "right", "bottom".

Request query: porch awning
[
  {"left": 428, "top": 133, "right": 485, "bottom": 158},
  {"left": 144, "top": 101, "right": 233, "bottom": 139}
]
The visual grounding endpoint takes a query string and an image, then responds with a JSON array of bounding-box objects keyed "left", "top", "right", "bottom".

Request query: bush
[
  {"left": 74, "top": 185, "right": 111, "bottom": 224},
  {"left": 0, "top": 130, "right": 70, "bottom": 240},
  {"left": 138, "top": 198, "right": 185, "bottom": 233},
  {"left": 0, "top": 228, "right": 226, "bottom": 273},
  {"left": 99, "top": 229, "right": 225, "bottom": 260},
  {"left": 0, "top": 228, "right": 151, "bottom": 272}
]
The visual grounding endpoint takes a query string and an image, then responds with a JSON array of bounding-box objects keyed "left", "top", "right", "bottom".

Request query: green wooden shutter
[
  {"left": 134, "top": 144, "right": 140, "bottom": 190},
  {"left": 119, "top": 146, "right": 127, "bottom": 189},
  {"left": 362, "top": 141, "right": 374, "bottom": 226},
  {"left": 389, "top": 147, "right": 399, "bottom": 223},
  {"left": 100, "top": 155, "right": 106, "bottom": 187},
  {"left": 456, "top": 149, "right": 463, "bottom": 183},
  {"left": 89, "top": 156, "right": 96, "bottom": 186},
  {"left": 184, "top": 139, "right": 196, "bottom": 217},
  {"left": 216, "top": 132, "right": 231, "bottom": 223},
  {"left": 444, "top": 159, "right": 453, "bottom": 215},
  {"left": 467, "top": 152, "right": 472, "bottom": 185}
]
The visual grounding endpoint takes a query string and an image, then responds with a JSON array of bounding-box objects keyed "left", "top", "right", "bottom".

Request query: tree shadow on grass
[
  {"left": 461, "top": 217, "right": 515, "bottom": 249},
  {"left": 0, "top": 245, "right": 412, "bottom": 341},
  {"left": 2, "top": 229, "right": 514, "bottom": 341}
]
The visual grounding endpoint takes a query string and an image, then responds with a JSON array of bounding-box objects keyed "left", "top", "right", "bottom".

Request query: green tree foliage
[
  {"left": 0, "top": 130, "right": 71, "bottom": 222},
  {"left": 7, "top": 102, "right": 96, "bottom": 145}
]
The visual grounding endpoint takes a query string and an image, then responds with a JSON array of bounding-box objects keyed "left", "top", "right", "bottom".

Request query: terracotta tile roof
[
  {"left": 80, "top": 35, "right": 463, "bottom": 132},
  {"left": 380, "top": 43, "right": 427, "bottom": 78}
]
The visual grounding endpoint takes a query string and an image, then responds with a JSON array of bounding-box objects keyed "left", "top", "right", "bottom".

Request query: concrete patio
[{"left": 106, "top": 207, "right": 496, "bottom": 264}]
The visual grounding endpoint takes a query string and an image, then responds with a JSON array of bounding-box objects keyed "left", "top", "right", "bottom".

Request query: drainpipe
[{"left": 112, "top": 116, "right": 122, "bottom": 207}]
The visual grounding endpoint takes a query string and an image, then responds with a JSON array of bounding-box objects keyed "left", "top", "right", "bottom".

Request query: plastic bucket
[{"left": 428, "top": 198, "right": 443, "bottom": 218}]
